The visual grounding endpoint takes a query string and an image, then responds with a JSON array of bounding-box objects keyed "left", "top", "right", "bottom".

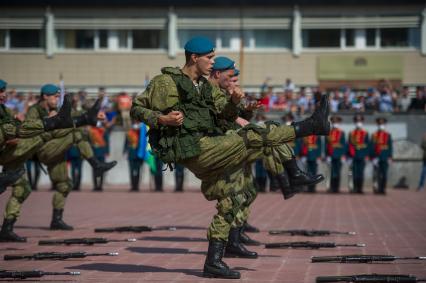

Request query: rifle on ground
[
  {"left": 312, "top": 255, "right": 426, "bottom": 263},
  {"left": 269, "top": 229, "right": 356, "bottom": 236},
  {"left": 4, "top": 251, "right": 119, "bottom": 260},
  {"left": 95, "top": 225, "right": 177, "bottom": 233},
  {"left": 0, "top": 270, "right": 80, "bottom": 279},
  {"left": 39, "top": 237, "right": 136, "bottom": 245},
  {"left": 265, "top": 241, "right": 365, "bottom": 249},
  {"left": 316, "top": 274, "right": 426, "bottom": 282}
]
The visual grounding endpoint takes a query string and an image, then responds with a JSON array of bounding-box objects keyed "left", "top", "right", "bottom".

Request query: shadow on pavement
[
  {"left": 66, "top": 263, "right": 203, "bottom": 277},
  {"left": 127, "top": 246, "right": 205, "bottom": 255},
  {"left": 138, "top": 236, "right": 207, "bottom": 242}
]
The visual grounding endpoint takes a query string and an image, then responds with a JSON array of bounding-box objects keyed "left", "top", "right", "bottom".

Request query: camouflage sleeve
[
  {"left": 25, "top": 105, "right": 41, "bottom": 121},
  {"left": 211, "top": 85, "right": 239, "bottom": 122},
  {"left": 130, "top": 75, "right": 179, "bottom": 129}
]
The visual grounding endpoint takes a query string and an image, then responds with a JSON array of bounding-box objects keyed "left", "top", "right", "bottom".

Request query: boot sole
[
  {"left": 202, "top": 272, "right": 241, "bottom": 279},
  {"left": 291, "top": 175, "right": 325, "bottom": 187},
  {"left": 224, "top": 253, "right": 258, "bottom": 259}
]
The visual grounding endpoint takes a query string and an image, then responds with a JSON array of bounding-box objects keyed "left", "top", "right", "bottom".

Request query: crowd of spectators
[{"left": 247, "top": 78, "right": 426, "bottom": 116}]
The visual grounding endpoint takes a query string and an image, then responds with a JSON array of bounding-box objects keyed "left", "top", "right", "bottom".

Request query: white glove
[
  {"left": 372, "top": 158, "right": 378, "bottom": 166},
  {"left": 346, "top": 158, "right": 353, "bottom": 166}
]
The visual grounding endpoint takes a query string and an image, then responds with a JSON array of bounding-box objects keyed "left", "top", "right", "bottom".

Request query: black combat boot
[
  {"left": 50, "top": 209, "right": 73, "bottom": 230},
  {"left": 224, "top": 227, "right": 258, "bottom": 259},
  {"left": 87, "top": 157, "right": 117, "bottom": 177},
  {"left": 203, "top": 240, "right": 241, "bottom": 279},
  {"left": 243, "top": 222, "right": 260, "bottom": 233},
  {"left": 0, "top": 168, "right": 25, "bottom": 194},
  {"left": 72, "top": 99, "right": 101, "bottom": 127},
  {"left": 43, "top": 95, "right": 74, "bottom": 131},
  {"left": 292, "top": 94, "right": 330, "bottom": 137},
  {"left": 283, "top": 158, "right": 324, "bottom": 187},
  {"left": 275, "top": 169, "right": 300, "bottom": 199},
  {"left": 0, "top": 218, "right": 26, "bottom": 242},
  {"left": 240, "top": 226, "right": 261, "bottom": 246}
]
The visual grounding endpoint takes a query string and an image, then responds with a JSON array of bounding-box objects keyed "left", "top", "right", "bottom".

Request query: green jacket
[{"left": 130, "top": 67, "right": 239, "bottom": 162}]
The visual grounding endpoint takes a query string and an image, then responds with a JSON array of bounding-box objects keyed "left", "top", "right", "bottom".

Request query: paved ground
[{"left": 0, "top": 185, "right": 425, "bottom": 282}]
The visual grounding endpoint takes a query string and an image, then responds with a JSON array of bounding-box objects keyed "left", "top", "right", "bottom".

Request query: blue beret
[
  {"left": 212, "top": 56, "right": 235, "bottom": 71},
  {"left": 184, "top": 36, "right": 215, "bottom": 54},
  {"left": 233, "top": 69, "right": 240, "bottom": 77},
  {"left": 41, "top": 84, "right": 60, "bottom": 96},
  {"left": 0, "top": 79, "right": 7, "bottom": 89}
]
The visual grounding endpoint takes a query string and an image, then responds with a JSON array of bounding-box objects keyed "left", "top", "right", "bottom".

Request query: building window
[
  {"left": 253, "top": 30, "right": 291, "bottom": 48},
  {"left": 57, "top": 30, "right": 95, "bottom": 49},
  {"left": 132, "top": 30, "right": 164, "bottom": 49},
  {"left": 302, "top": 29, "right": 340, "bottom": 48},
  {"left": 117, "top": 30, "right": 129, "bottom": 49},
  {"left": 366, "top": 29, "right": 376, "bottom": 47},
  {"left": 10, "top": 29, "right": 43, "bottom": 48},
  {"left": 345, "top": 29, "right": 355, "bottom": 47},
  {"left": 380, "top": 28, "right": 408, "bottom": 47},
  {"left": 0, "top": 30, "right": 5, "bottom": 48},
  {"left": 99, "top": 30, "right": 108, "bottom": 49}
]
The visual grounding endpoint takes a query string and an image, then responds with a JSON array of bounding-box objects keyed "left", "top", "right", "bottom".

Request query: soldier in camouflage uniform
[
  {"left": 0, "top": 79, "right": 74, "bottom": 192},
  {"left": 0, "top": 84, "right": 117, "bottom": 242},
  {"left": 130, "top": 37, "right": 330, "bottom": 279}
]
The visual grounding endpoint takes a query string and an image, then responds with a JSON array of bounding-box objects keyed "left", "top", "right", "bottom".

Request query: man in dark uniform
[
  {"left": 124, "top": 121, "right": 144, "bottom": 191},
  {"left": 347, "top": 114, "right": 369, "bottom": 194},
  {"left": 370, "top": 117, "right": 392, "bottom": 195},
  {"left": 299, "top": 134, "right": 322, "bottom": 193},
  {"left": 325, "top": 115, "right": 346, "bottom": 193}
]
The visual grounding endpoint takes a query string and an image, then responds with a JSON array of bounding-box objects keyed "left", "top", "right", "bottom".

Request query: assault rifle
[
  {"left": 312, "top": 255, "right": 426, "bottom": 263},
  {"left": 4, "top": 251, "right": 119, "bottom": 260},
  {"left": 316, "top": 274, "right": 426, "bottom": 282},
  {"left": 39, "top": 237, "right": 136, "bottom": 245},
  {"left": 269, "top": 229, "right": 356, "bottom": 236},
  {"left": 265, "top": 241, "right": 365, "bottom": 249},
  {"left": 0, "top": 270, "right": 80, "bottom": 279},
  {"left": 95, "top": 225, "right": 177, "bottom": 233}
]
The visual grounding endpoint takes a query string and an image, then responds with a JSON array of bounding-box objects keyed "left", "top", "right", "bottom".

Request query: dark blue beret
[
  {"left": 184, "top": 36, "right": 215, "bottom": 54},
  {"left": 212, "top": 56, "right": 235, "bottom": 71},
  {"left": 0, "top": 79, "right": 7, "bottom": 89},
  {"left": 233, "top": 69, "right": 240, "bottom": 77},
  {"left": 41, "top": 84, "right": 60, "bottom": 96}
]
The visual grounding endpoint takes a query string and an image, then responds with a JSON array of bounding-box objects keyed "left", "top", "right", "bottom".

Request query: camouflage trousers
[
  {"left": 0, "top": 120, "right": 47, "bottom": 145},
  {"left": 183, "top": 123, "right": 295, "bottom": 241},
  {"left": 181, "top": 123, "right": 295, "bottom": 182},
  {"left": 3, "top": 128, "right": 94, "bottom": 219}
]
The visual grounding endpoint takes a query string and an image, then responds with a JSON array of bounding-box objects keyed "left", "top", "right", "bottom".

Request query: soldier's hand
[
  {"left": 229, "top": 87, "right": 245, "bottom": 105},
  {"left": 97, "top": 111, "right": 106, "bottom": 121},
  {"left": 235, "top": 117, "right": 249, "bottom": 127},
  {"left": 159, "top": 111, "right": 184, "bottom": 126},
  {"left": 245, "top": 101, "right": 261, "bottom": 112}
]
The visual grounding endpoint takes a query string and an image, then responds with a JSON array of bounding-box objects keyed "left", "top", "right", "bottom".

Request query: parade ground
[{"left": 1, "top": 185, "right": 425, "bottom": 282}]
